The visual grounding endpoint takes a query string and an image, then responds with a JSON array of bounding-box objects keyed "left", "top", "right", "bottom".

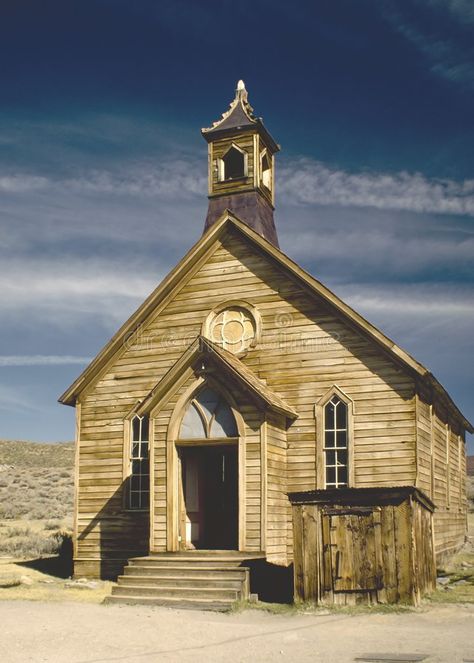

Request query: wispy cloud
[
  {"left": 0, "top": 385, "right": 41, "bottom": 413},
  {"left": 420, "top": 0, "right": 474, "bottom": 25},
  {"left": 0, "top": 355, "right": 92, "bottom": 367},
  {"left": 279, "top": 158, "right": 474, "bottom": 215},
  {"left": 0, "top": 257, "right": 158, "bottom": 330},
  {"left": 379, "top": 1, "right": 474, "bottom": 88},
  {"left": 3, "top": 156, "right": 474, "bottom": 218}
]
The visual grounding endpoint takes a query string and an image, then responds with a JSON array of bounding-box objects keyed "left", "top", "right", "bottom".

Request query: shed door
[{"left": 325, "top": 511, "right": 380, "bottom": 592}]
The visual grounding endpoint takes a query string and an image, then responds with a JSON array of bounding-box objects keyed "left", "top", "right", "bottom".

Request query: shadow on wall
[
  {"left": 246, "top": 559, "right": 294, "bottom": 604},
  {"left": 76, "top": 479, "right": 149, "bottom": 579}
]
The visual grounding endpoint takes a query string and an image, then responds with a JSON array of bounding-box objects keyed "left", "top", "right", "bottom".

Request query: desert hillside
[{"left": 0, "top": 440, "right": 74, "bottom": 558}]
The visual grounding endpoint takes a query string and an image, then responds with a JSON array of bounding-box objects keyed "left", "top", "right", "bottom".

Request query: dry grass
[
  {"left": 0, "top": 440, "right": 74, "bottom": 559},
  {"left": 0, "top": 559, "right": 113, "bottom": 603}
]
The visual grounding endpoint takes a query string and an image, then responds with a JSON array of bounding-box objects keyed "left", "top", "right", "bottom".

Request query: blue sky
[{"left": 0, "top": 0, "right": 473, "bottom": 450}]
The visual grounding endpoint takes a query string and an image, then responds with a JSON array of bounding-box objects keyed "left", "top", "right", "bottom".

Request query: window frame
[
  {"left": 123, "top": 413, "right": 151, "bottom": 512},
  {"left": 315, "top": 386, "right": 354, "bottom": 490},
  {"left": 177, "top": 386, "right": 239, "bottom": 444}
]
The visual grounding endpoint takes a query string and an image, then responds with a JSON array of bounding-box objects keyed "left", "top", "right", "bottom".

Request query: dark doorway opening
[{"left": 179, "top": 444, "right": 238, "bottom": 550}]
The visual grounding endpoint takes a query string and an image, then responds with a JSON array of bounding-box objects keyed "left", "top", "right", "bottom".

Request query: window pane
[
  {"left": 324, "top": 430, "right": 335, "bottom": 448},
  {"left": 132, "top": 459, "right": 141, "bottom": 475},
  {"left": 141, "top": 459, "right": 149, "bottom": 475},
  {"left": 130, "top": 492, "right": 139, "bottom": 509},
  {"left": 140, "top": 441, "right": 149, "bottom": 459},
  {"left": 326, "top": 466, "right": 336, "bottom": 484},
  {"left": 141, "top": 415, "right": 149, "bottom": 442},
  {"left": 336, "top": 431, "right": 347, "bottom": 448},
  {"left": 180, "top": 403, "right": 206, "bottom": 438},
  {"left": 132, "top": 416, "right": 141, "bottom": 442},
  {"left": 325, "top": 402, "right": 335, "bottom": 429},
  {"left": 326, "top": 450, "right": 336, "bottom": 465},
  {"left": 131, "top": 476, "right": 140, "bottom": 491},
  {"left": 336, "top": 401, "right": 347, "bottom": 429},
  {"left": 140, "top": 491, "right": 149, "bottom": 509},
  {"left": 196, "top": 388, "right": 220, "bottom": 422},
  {"left": 131, "top": 442, "right": 140, "bottom": 458},
  {"left": 338, "top": 465, "right": 348, "bottom": 485},
  {"left": 211, "top": 403, "right": 238, "bottom": 437},
  {"left": 336, "top": 450, "right": 348, "bottom": 467}
]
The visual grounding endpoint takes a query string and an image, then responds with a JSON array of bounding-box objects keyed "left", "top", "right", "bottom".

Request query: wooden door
[{"left": 323, "top": 509, "right": 382, "bottom": 593}]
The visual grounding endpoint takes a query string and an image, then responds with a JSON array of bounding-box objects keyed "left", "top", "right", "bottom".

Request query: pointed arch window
[
  {"left": 128, "top": 414, "right": 150, "bottom": 509},
  {"left": 179, "top": 387, "right": 238, "bottom": 439},
  {"left": 323, "top": 396, "right": 348, "bottom": 488},
  {"left": 219, "top": 144, "right": 247, "bottom": 181}
]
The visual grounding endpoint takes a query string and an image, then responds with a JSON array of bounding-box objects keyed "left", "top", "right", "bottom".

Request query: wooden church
[{"left": 60, "top": 81, "right": 472, "bottom": 609}]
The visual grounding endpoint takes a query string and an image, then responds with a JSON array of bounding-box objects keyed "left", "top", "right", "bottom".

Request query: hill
[
  {"left": 0, "top": 439, "right": 74, "bottom": 469},
  {"left": 0, "top": 440, "right": 74, "bottom": 558}
]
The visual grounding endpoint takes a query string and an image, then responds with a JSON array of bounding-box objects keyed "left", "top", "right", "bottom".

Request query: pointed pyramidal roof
[{"left": 202, "top": 80, "right": 279, "bottom": 153}]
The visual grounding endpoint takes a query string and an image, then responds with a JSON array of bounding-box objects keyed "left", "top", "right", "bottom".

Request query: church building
[{"left": 60, "top": 82, "right": 472, "bottom": 609}]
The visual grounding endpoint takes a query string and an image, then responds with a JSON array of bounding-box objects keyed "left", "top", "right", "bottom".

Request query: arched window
[
  {"left": 323, "top": 396, "right": 348, "bottom": 488},
  {"left": 221, "top": 145, "right": 246, "bottom": 181},
  {"left": 128, "top": 414, "right": 150, "bottom": 509},
  {"left": 179, "top": 387, "right": 238, "bottom": 439}
]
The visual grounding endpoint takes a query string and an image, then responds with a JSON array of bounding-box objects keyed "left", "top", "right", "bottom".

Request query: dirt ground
[
  {"left": 0, "top": 599, "right": 473, "bottom": 663},
  {"left": 0, "top": 514, "right": 472, "bottom": 662}
]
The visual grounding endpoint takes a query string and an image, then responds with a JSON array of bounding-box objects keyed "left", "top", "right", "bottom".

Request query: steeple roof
[{"left": 202, "top": 80, "right": 279, "bottom": 153}]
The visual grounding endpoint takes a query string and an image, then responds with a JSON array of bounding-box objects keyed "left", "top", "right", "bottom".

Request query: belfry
[{"left": 202, "top": 80, "right": 280, "bottom": 246}]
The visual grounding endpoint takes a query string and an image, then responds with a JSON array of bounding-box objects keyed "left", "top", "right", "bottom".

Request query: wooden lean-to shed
[{"left": 289, "top": 487, "right": 436, "bottom": 606}]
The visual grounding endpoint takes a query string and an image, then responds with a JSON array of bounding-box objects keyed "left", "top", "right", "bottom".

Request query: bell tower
[{"left": 201, "top": 81, "right": 280, "bottom": 247}]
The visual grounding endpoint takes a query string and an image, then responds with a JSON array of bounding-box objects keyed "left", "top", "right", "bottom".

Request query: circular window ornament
[{"left": 203, "top": 303, "right": 259, "bottom": 355}]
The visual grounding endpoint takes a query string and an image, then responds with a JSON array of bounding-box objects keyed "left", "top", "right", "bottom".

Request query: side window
[
  {"left": 260, "top": 150, "right": 272, "bottom": 190},
  {"left": 323, "top": 396, "right": 348, "bottom": 488},
  {"left": 128, "top": 415, "right": 150, "bottom": 509}
]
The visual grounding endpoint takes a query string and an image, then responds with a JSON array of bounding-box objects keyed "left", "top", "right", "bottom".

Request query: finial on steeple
[{"left": 236, "top": 79, "right": 247, "bottom": 102}]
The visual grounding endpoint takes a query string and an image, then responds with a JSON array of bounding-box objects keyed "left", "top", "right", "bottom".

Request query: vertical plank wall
[{"left": 416, "top": 394, "right": 467, "bottom": 559}]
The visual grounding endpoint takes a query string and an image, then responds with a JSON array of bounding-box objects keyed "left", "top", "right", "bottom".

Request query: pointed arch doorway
[{"left": 176, "top": 387, "right": 240, "bottom": 550}]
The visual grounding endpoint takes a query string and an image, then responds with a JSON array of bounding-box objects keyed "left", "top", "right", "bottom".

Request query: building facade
[{"left": 60, "top": 83, "right": 472, "bottom": 604}]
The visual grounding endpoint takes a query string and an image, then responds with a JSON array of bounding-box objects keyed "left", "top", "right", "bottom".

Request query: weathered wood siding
[
  {"left": 416, "top": 393, "right": 467, "bottom": 560},
  {"left": 74, "top": 227, "right": 465, "bottom": 576},
  {"left": 266, "top": 412, "right": 289, "bottom": 564},
  {"left": 75, "top": 395, "right": 149, "bottom": 578}
]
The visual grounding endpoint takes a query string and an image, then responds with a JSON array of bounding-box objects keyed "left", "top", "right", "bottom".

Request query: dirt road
[{"left": 0, "top": 600, "right": 473, "bottom": 663}]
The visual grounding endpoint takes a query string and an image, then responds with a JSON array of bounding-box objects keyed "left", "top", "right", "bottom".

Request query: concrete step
[
  {"left": 118, "top": 574, "right": 243, "bottom": 590},
  {"left": 111, "top": 584, "right": 239, "bottom": 600},
  {"left": 124, "top": 565, "right": 247, "bottom": 578},
  {"left": 104, "top": 595, "right": 234, "bottom": 611}
]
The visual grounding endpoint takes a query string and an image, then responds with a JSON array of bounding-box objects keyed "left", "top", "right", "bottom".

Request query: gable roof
[
  {"left": 59, "top": 211, "right": 473, "bottom": 433},
  {"left": 134, "top": 335, "right": 298, "bottom": 420}
]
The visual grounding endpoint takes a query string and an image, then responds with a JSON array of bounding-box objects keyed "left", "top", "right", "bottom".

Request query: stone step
[
  {"left": 124, "top": 565, "right": 247, "bottom": 578},
  {"left": 118, "top": 574, "right": 243, "bottom": 590},
  {"left": 104, "top": 595, "right": 233, "bottom": 611},
  {"left": 111, "top": 584, "right": 239, "bottom": 600}
]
